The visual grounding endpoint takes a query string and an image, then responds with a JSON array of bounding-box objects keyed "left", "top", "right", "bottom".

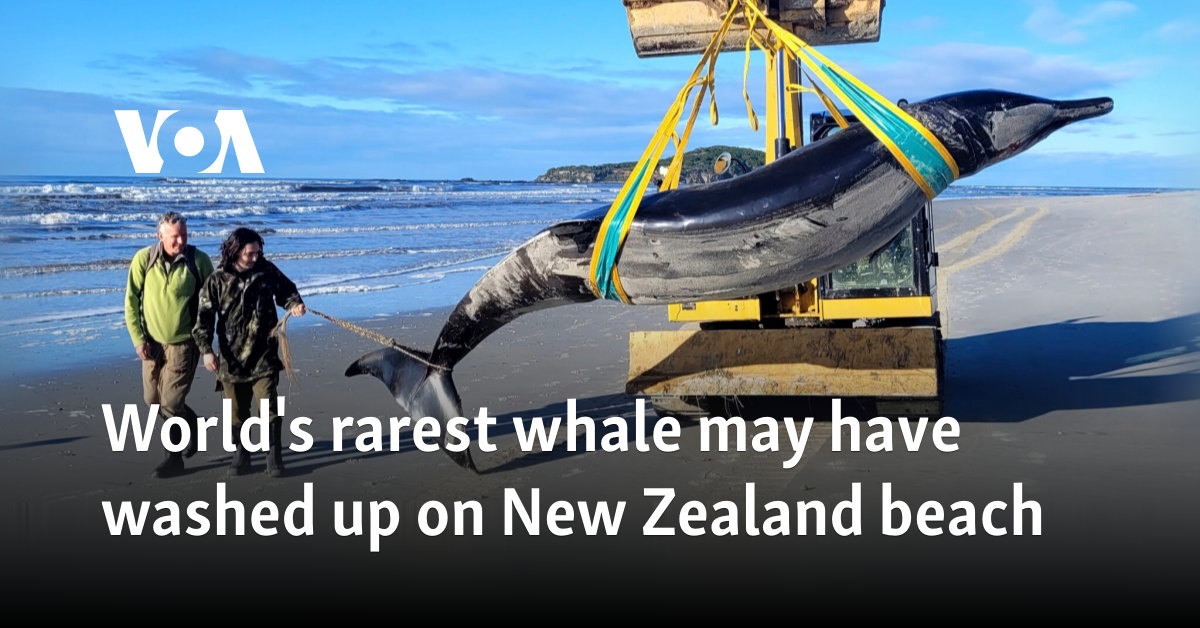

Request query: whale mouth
[{"left": 1054, "top": 97, "right": 1114, "bottom": 123}]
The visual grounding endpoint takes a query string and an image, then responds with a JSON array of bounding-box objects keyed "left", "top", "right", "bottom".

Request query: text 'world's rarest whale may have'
[{"left": 346, "top": 89, "right": 1114, "bottom": 471}]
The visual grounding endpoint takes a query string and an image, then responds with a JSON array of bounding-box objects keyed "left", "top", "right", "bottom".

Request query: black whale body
[{"left": 346, "top": 89, "right": 1114, "bottom": 471}]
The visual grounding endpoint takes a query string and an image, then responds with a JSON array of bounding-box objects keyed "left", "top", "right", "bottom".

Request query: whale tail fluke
[{"left": 345, "top": 346, "right": 478, "bottom": 473}]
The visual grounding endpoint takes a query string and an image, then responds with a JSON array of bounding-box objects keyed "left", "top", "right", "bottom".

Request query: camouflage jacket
[{"left": 193, "top": 259, "right": 303, "bottom": 383}]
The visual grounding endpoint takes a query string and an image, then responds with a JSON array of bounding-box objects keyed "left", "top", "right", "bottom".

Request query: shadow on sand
[
  {"left": 945, "top": 311, "right": 1199, "bottom": 422},
  {"left": 480, "top": 312, "right": 1200, "bottom": 472},
  {"left": 67, "top": 312, "right": 1199, "bottom": 476}
]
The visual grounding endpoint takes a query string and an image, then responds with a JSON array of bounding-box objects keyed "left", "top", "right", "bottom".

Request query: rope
[
  {"left": 275, "top": 313, "right": 297, "bottom": 382},
  {"left": 271, "top": 307, "right": 448, "bottom": 374}
]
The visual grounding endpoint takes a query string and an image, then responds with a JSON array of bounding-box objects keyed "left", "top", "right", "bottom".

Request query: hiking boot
[
  {"left": 266, "top": 419, "right": 286, "bottom": 478},
  {"left": 183, "top": 416, "right": 198, "bottom": 459},
  {"left": 152, "top": 451, "right": 185, "bottom": 479},
  {"left": 266, "top": 451, "right": 285, "bottom": 478},
  {"left": 226, "top": 440, "right": 251, "bottom": 477}
]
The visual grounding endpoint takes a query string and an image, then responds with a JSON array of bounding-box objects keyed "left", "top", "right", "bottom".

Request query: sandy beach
[{"left": 2, "top": 191, "right": 1198, "bottom": 616}]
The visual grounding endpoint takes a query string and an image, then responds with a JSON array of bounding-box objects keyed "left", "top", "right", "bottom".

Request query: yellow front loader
[{"left": 620, "top": 0, "right": 944, "bottom": 418}]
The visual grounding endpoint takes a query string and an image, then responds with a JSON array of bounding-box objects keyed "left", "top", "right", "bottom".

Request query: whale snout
[{"left": 1054, "top": 96, "right": 1114, "bottom": 123}]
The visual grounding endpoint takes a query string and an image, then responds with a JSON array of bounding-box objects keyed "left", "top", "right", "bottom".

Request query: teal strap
[
  {"left": 592, "top": 160, "right": 653, "bottom": 301},
  {"left": 822, "top": 63, "right": 955, "bottom": 196}
]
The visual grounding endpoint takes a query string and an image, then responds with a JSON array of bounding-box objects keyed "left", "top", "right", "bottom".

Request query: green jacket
[
  {"left": 193, "top": 259, "right": 304, "bottom": 383},
  {"left": 125, "top": 244, "right": 215, "bottom": 346}
]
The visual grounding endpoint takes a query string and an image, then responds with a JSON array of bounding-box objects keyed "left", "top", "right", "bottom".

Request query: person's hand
[
  {"left": 135, "top": 342, "right": 153, "bottom": 361},
  {"left": 290, "top": 303, "right": 306, "bottom": 317},
  {"left": 203, "top": 353, "right": 218, "bottom": 372}
]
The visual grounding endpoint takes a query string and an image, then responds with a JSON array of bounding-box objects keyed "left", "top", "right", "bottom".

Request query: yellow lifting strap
[
  {"left": 738, "top": 1, "right": 959, "bottom": 198},
  {"left": 587, "top": 1, "right": 741, "bottom": 303},
  {"left": 588, "top": 0, "right": 959, "bottom": 303}
]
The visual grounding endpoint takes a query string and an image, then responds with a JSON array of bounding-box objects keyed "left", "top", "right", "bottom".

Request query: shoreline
[
  {"left": 2, "top": 191, "right": 1199, "bottom": 613},
  {"left": 5, "top": 189, "right": 1197, "bottom": 382}
]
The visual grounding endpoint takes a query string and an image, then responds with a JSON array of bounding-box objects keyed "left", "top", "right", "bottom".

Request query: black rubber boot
[
  {"left": 266, "top": 419, "right": 286, "bottom": 478},
  {"left": 183, "top": 414, "right": 199, "bottom": 459},
  {"left": 226, "top": 426, "right": 251, "bottom": 477},
  {"left": 152, "top": 450, "right": 184, "bottom": 478}
]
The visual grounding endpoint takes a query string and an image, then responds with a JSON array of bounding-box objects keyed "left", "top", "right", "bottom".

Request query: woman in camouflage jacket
[{"left": 194, "top": 227, "right": 306, "bottom": 477}]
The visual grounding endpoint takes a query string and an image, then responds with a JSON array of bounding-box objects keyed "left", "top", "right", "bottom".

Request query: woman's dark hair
[{"left": 219, "top": 227, "right": 265, "bottom": 272}]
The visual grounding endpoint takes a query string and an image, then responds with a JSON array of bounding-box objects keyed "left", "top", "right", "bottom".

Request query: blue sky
[{"left": 1, "top": 0, "right": 1197, "bottom": 187}]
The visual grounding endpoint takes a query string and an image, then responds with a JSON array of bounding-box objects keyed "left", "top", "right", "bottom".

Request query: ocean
[{"left": 0, "top": 175, "right": 1175, "bottom": 377}]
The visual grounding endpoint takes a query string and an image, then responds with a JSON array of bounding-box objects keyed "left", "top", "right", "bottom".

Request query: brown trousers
[
  {"left": 142, "top": 339, "right": 199, "bottom": 423},
  {"left": 221, "top": 374, "right": 280, "bottom": 427}
]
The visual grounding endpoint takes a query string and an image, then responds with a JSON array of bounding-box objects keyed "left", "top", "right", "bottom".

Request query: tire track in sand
[{"left": 936, "top": 206, "right": 1048, "bottom": 337}]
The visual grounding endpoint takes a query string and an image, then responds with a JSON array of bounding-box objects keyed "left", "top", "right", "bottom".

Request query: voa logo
[{"left": 114, "top": 109, "right": 264, "bottom": 174}]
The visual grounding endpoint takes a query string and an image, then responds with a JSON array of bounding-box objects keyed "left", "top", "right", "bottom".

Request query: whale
[{"left": 346, "top": 89, "right": 1114, "bottom": 471}]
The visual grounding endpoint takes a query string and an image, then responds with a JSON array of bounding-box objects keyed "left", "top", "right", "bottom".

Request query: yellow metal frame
[
  {"left": 624, "top": 1, "right": 941, "bottom": 408},
  {"left": 764, "top": 51, "right": 801, "bottom": 163},
  {"left": 622, "top": 0, "right": 883, "bottom": 58},
  {"left": 819, "top": 295, "right": 934, "bottom": 320},
  {"left": 667, "top": 298, "right": 761, "bottom": 322},
  {"left": 664, "top": 48, "right": 933, "bottom": 325},
  {"left": 627, "top": 327, "right": 942, "bottom": 398},
  {"left": 668, "top": 52, "right": 809, "bottom": 323}
]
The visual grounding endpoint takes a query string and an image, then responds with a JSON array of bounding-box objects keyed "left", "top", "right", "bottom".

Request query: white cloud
[
  {"left": 1155, "top": 19, "right": 1200, "bottom": 42},
  {"left": 854, "top": 42, "right": 1138, "bottom": 100},
  {"left": 1024, "top": 1, "right": 1138, "bottom": 45}
]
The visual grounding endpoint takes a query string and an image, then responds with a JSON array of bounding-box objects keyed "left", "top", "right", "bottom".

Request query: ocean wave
[
  {"left": 2, "top": 259, "right": 131, "bottom": 277},
  {"left": 942, "top": 185, "right": 1178, "bottom": 199},
  {"left": 303, "top": 283, "right": 400, "bottom": 296},
  {"left": 269, "top": 219, "right": 551, "bottom": 235},
  {"left": 0, "top": 207, "right": 258, "bottom": 226},
  {"left": 270, "top": 246, "right": 481, "bottom": 261},
  {"left": 0, "top": 198, "right": 570, "bottom": 229},
  {"left": 296, "top": 249, "right": 506, "bottom": 292},
  {"left": 14, "top": 192, "right": 125, "bottom": 202},
  {"left": 294, "top": 183, "right": 389, "bottom": 193},
  {"left": 409, "top": 265, "right": 495, "bottom": 281},
  {"left": 0, "top": 305, "right": 122, "bottom": 328},
  {"left": 0, "top": 286, "right": 122, "bottom": 300},
  {"left": 0, "top": 244, "right": 513, "bottom": 277}
]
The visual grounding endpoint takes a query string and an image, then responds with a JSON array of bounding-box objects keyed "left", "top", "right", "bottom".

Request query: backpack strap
[
  {"left": 181, "top": 245, "right": 201, "bottom": 287},
  {"left": 143, "top": 243, "right": 204, "bottom": 321},
  {"left": 182, "top": 245, "right": 202, "bottom": 321},
  {"left": 144, "top": 242, "right": 162, "bottom": 272}
]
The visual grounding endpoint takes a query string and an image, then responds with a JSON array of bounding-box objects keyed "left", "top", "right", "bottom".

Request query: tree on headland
[{"left": 535, "top": 145, "right": 765, "bottom": 185}]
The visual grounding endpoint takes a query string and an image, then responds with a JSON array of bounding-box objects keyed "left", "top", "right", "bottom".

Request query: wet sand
[{"left": 2, "top": 192, "right": 1198, "bottom": 617}]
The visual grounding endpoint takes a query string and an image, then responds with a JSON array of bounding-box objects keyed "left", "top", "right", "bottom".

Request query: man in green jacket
[{"left": 125, "top": 211, "right": 214, "bottom": 478}]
